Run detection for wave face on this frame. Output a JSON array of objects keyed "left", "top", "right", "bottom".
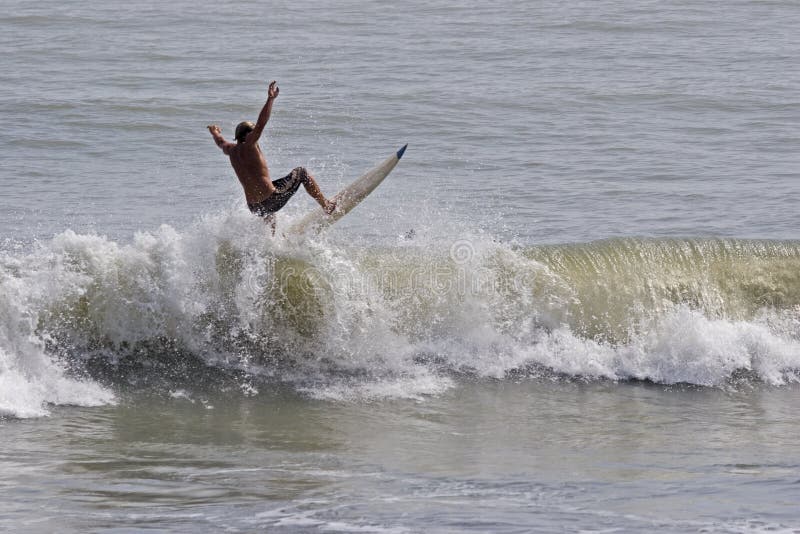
[{"left": 2, "top": 210, "right": 800, "bottom": 417}]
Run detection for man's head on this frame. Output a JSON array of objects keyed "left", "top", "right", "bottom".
[{"left": 235, "top": 121, "right": 255, "bottom": 143}]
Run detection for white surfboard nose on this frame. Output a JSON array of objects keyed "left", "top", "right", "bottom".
[{"left": 287, "top": 146, "right": 408, "bottom": 236}]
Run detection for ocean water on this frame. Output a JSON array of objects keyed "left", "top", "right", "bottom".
[{"left": 2, "top": 0, "right": 800, "bottom": 532}]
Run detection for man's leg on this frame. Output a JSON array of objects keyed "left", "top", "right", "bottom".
[{"left": 293, "top": 167, "right": 336, "bottom": 214}]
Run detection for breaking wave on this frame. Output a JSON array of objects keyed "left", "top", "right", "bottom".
[{"left": 2, "top": 207, "right": 800, "bottom": 417}]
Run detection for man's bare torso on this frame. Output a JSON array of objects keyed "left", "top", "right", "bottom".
[{"left": 228, "top": 143, "right": 273, "bottom": 205}]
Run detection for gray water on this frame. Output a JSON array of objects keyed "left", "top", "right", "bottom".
[
  {"left": 2, "top": 0, "right": 800, "bottom": 531},
  {"left": 2, "top": 385, "right": 800, "bottom": 533}
]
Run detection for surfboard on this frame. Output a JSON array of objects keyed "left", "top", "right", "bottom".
[{"left": 286, "top": 144, "right": 408, "bottom": 235}]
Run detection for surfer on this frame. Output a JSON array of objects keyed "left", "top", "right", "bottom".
[{"left": 207, "top": 81, "right": 336, "bottom": 231}]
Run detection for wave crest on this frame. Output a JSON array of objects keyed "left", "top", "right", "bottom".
[{"left": 2, "top": 211, "right": 800, "bottom": 417}]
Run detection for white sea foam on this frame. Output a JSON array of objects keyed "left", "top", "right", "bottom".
[
  {"left": 2, "top": 208, "right": 800, "bottom": 417},
  {"left": 0, "top": 248, "right": 115, "bottom": 418}
]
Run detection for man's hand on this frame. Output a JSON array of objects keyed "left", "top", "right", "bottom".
[
  {"left": 208, "top": 124, "right": 233, "bottom": 154},
  {"left": 268, "top": 81, "right": 279, "bottom": 99}
]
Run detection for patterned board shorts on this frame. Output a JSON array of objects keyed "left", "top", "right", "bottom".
[{"left": 247, "top": 167, "right": 306, "bottom": 217}]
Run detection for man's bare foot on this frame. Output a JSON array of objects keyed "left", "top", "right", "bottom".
[{"left": 324, "top": 199, "right": 337, "bottom": 215}]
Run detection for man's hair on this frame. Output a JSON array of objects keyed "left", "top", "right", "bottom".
[{"left": 235, "top": 121, "right": 255, "bottom": 143}]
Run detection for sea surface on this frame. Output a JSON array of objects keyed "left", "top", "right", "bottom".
[{"left": 2, "top": 0, "right": 800, "bottom": 532}]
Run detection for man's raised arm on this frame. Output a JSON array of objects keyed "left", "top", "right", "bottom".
[
  {"left": 207, "top": 124, "right": 234, "bottom": 155},
  {"left": 245, "top": 81, "right": 279, "bottom": 144}
]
